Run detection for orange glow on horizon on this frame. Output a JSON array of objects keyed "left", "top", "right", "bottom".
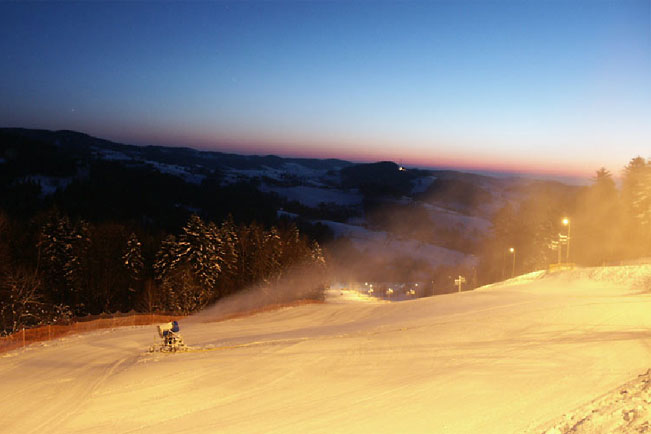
[{"left": 102, "top": 127, "right": 615, "bottom": 182}]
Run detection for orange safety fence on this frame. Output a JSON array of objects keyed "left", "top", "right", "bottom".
[
  {"left": 0, "top": 313, "right": 184, "bottom": 355},
  {"left": 1, "top": 299, "right": 324, "bottom": 355}
]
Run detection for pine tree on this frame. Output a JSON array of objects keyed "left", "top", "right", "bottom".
[
  {"left": 159, "top": 266, "right": 210, "bottom": 314},
  {"left": 153, "top": 215, "right": 224, "bottom": 313},
  {"left": 123, "top": 232, "right": 144, "bottom": 293},
  {"left": 575, "top": 167, "right": 622, "bottom": 264},
  {"left": 178, "top": 215, "right": 222, "bottom": 291},
  {"left": 632, "top": 162, "right": 651, "bottom": 234},
  {"left": 218, "top": 217, "right": 239, "bottom": 275},
  {"left": 594, "top": 167, "right": 617, "bottom": 193},
  {"left": 38, "top": 214, "right": 90, "bottom": 314},
  {"left": 310, "top": 240, "right": 326, "bottom": 268},
  {"left": 153, "top": 234, "right": 179, "bottom": 282},
  {"left": 261, "top": 226, "right": 282, "bottom": 284},
  {"left": 622, "top": 157, "right": 651, "bottom": 256},
  {"left": 214, "top": 217, "right": 239, "bottom": 298},
  {"left": 235, "top": 222, "right": 265, "bottom": 286}
]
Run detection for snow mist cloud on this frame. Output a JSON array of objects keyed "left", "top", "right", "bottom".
[{"left": 186, "top": 264, "right": 326, "bottom": 324}]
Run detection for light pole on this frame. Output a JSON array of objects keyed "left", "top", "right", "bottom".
[
  {"left": 562, "top": 218, "right": 571, "bottom": 262},
  {"left": 509, "top": 247, "right": 516, "bottom": 277}
]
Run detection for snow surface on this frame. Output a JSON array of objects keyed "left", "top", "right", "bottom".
[
  {"left": 281, "top": 163, "right": 330, "bottom": 179},
  {"left": 21, "top": 175, "right": 73, "bottom": 196},
  {"left": 542, "top": 368, "right": 651, "bottom": 433},
  {"left": 411, "top": 175, "right": 437, "bottom": 194},
  {"left": 2, "top": 265, "right": 650, "bottom": 433},
  {"left": 93, "top": 147, "right": 133, "bottom": 161},
  {"left": 144, "top": 160, "right": 205, "bottom": 184},
  {"left": 261, "top": 185, "right": 363, "bottom": 208},
  {"left": 223, "top": 164, "right": 328, "bottom": 187}
]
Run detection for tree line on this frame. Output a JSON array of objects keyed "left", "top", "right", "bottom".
[
  {"left": 0, "top": 211, "right": 326, "bottom": 335},
  {"left": 478, "top": 157, "right": 651, "bottom": 283}
]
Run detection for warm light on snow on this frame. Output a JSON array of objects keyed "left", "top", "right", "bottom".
[{"left": 1, "top": 265, "right": 650, "bottom": 433}]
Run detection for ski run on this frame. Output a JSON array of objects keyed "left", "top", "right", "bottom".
[{"left": 1, "top": 264, "right": 650, "bottom": 433}]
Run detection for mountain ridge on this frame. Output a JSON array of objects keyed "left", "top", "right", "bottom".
[{"left": 0, "top": 127, "right": 582, "bottom": 283}]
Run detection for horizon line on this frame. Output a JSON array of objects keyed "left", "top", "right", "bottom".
[{"left": 2, "top": 125, "right": 596, "bottom": 185}]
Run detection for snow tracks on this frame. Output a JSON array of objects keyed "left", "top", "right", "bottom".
[{"left": 541, "top": 369, "right": 651, "bottom": 434}]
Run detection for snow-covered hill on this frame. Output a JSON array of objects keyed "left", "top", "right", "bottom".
[
  {"left": 2, "top": 265, "right": 649, "bottom": 433},
  {"left": 3, "top": 127, "right": 557, "bottom": 276}
]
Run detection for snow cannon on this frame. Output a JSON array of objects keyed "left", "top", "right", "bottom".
[
  {"left": 157, "top": 321, "right": 180, "bottom": 338},
  {"left": 151, "top": 320, "right": 186, "bottom": 352}
]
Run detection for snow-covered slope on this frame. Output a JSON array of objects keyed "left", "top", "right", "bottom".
[
  {"left": 261, "top": 185, "right": 363, "bottom": 208},
  {"left": 2, "top": 265, "right": 649, "bottom": 433}
]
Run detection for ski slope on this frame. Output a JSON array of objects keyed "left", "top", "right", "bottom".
[{"left": 1, "top": 265, "right": 650, "bottom": 433}]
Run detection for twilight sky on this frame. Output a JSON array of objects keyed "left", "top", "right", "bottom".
[{"left": 1, "top": 1, "right": 649, "bottom": 180}]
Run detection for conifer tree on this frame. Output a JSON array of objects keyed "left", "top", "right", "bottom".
[
  {"left": 153, "top": 234, "right": 179, "bottom": 282},
  {"left": 153, "top": 215, "right": 224, "bottom": 313},
  {"left": 123, "top": 232, "right": 144, "bottom": 294},
  {"left": 632, "top": 162, "right": 651, "bottom": 237},
  {"left": 575, "top": 168, "right": 621, "bottom": 264},
  {"left": 218, "top": 218, "right": 239, "bottom": 275},
  {"left": 622, "top": 157, "right": 651, "bottom": 256},
  {"left": 213, "top": 217, "right": 239, "bottom": 298},
  {"left": 180, "top": 215, "right": 222, "bottom": 291},
  {"left": 310, "top": 240, "right": 326, "bottom": 268},
  {"left": 261, "top": 227, "right": 282, "bottom": 284},
  {"left": 38, "top": 214, "right": 90, "bottom": 314}
]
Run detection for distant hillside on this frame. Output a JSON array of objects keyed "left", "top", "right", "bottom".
[{"left": 0, "top": 127, "right": 581, "bottom": 283}]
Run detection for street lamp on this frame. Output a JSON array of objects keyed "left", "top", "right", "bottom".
[
  {"left": 562, "top": 218, "right": 571, "bottom": 262},
  {"left": 509, "top": 247, "right": 516, "bottom": 277}
]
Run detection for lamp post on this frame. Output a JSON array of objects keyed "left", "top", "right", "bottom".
[
  {"left": 509, "top": 247, "right": 516, "bottom": 277},
  {"left": 562, "top": 218, "right": 571, "bottom": 262}
]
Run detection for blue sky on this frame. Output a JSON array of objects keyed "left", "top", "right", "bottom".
[{"left": 1, "top": 1, "right": 649, "bottom": 179}]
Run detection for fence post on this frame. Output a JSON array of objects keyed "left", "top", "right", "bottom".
[
  {"left": 48, "top": 325, "right": 51, "bottom": 340},
  {"left": 22, "top": 328, "right": 25, "bottom": 347}
]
